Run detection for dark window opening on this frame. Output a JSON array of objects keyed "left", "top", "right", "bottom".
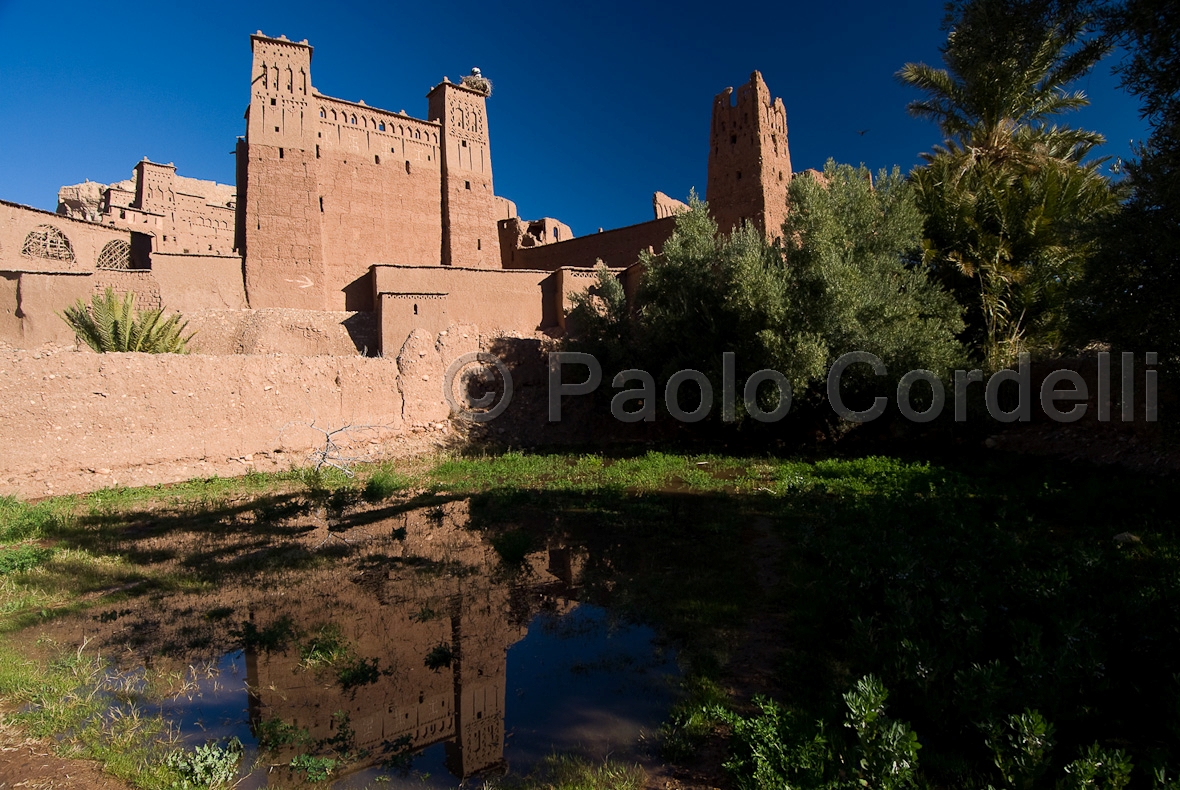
[
  {"left": 477, "top": 238, "right": 481, "bottom": 250},
  {"left": 554, "top": 227, "right": 560, "bottom": 241},
  {"left": 413, "top": 303, "right": 418, "bottom": 315},
  {"left": 461, "top": 140, "right": 467, "bottom": 147},
  {"left": 465, "top": 181, "right": 471, "bottom": 190},
  {"left": 730, "top": 134, "right": 737, "bottom": 144},
  {"left": 319, "top": 196, "right": 324, "bottom": 212},
  {"left": 736, "top": 171, "right": 742, "bottom": 180},
  {"left": 270, "top": 98, "right": 276, "bottom": 106},
  {"left": 315, "top": 145, "right": 320, "bottom": 158},
  {"left": 274, "top": 126, "right": 280, "bottom": 132},
  {"left": 279, "top": 148, "right": 284, "bottom": 159},
  {"left": 405, "top": 161, "right": 411, "bottom": 174},
  {"left": 375, "top": 155, "right": 380, "bottom": 164}
]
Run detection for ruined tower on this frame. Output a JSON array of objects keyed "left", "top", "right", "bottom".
[
  {"left": 429, "top": 79, "right": 503, "bottom": 269},
  {"left": 705, "top": 72, "right": 792, "bottom": 243},
  {"left": 241, "top": 34, "right": 326, "bottom": 310}
]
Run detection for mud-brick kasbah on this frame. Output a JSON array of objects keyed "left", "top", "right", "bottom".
[{"left": 0, "top": 32, "right": 798, "bottom": 497}]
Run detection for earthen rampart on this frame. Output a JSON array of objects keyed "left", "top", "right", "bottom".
[
  {"left": 501, "top": 216, "right": 677, "bottom": 272},
  {"left": 373, "top": 265, "right": 563, "bottom": 355},
  {"left": 0, "top": 350, "right": 405, "bottom": 498}
]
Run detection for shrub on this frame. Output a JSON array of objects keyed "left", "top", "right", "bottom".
[
  {"left": 163, "top": 737, "right": 243, "bottom": 788},
  {"left": 60, "top": 287, "right": 194, "bottom": 353},
  {"left": 563, "top": 175, "right": 964, "bottom": 428}
]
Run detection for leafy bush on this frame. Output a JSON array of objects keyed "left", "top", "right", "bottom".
[
  {"left": 163, "top": 737, "right": 243, "bottom": 788},
  {"left": 60, "top": 287, "right": 194, "bottom": 353},
  {"left": 563, "top": 175, "right": 964, "bottom": 428},
  {"left": 0, "top": 544, "right": 54, "bottom": 575},
  {"left": 253, "top": 716, "right": 311, "bottom": 752},
  {"left": 723, "top": 676, "right": 920, "bottom": 790},
  {"left": 289, "top": 753, "right": 337, "bottom": 782}
]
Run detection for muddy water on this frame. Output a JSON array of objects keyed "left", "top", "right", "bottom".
[{"left": 83, "top": 497, "right": 679, "bottom": 787}]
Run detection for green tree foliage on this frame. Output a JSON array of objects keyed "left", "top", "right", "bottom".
[
  {"left": 59, "top": 287, "right": 194, "bottom": 353},
  {"left": 1077, "top": 0, "right": 1180, "bottom": 360},
  {"left": 899, "top": 0, "right": 1120, "bottom": 369},
  {"left": 564, "top": 171, "right": 963, "bottom": 426}
]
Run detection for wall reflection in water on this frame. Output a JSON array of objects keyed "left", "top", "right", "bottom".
[{"left": 243, "top": 499, "right": 587, "bottom": 783}]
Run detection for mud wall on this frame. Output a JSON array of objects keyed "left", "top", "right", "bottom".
[
  {"left": 374, "top": 265, "right": 561, "bottom": 355},
  {"left": 151, "top": 253, "right": 247, "bottom": 311},
  {"left": 502, "top": 216, "right": 676, "bottom": 272},
  {"left": 0, "top": 351, "right": 405, "bottom": 497}
]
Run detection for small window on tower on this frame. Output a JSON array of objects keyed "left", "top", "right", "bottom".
[
  {"left": 413, "top": 303, "right": 418, "bottom": 315},
  {"left": 477, "top": 238, "right": 481, "bottom": 250},
  {"left": 375, "top": 155, "right": 380, "bottom": 164},
  {"left": 461, "top": 140, "right": 467, "bottom": 148},
  {"left": 319, "top": 196, "right": 324, "bottom": 212},
  {"left": 279, "top": 148, "right": 284, "bottom": 159},
  {"left": 274, "top": 126, "right": 280, "bottom": 132},
  {"left": 270, "top": 98, "right": 276, "bottom": 106},
  {"left": 736, "top": 171, "right": 742, "bottom": 180},
  {"left": 730, "top": 134, "right": 737, "bottom": 144},
  {"left": 465, "top": 181, "right": 471, "bottom": 190},
  {"left": 405, "top": 161, "right": 411, "bottom": 174},
  {"left": 316, "top": 145, "right": 320, "bottom": 158}
]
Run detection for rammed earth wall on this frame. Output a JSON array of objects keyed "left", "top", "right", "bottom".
[{"left": 0, "top": 350, "right": 406, "bottom": 497}]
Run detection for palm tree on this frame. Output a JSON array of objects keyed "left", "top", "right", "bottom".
[
  {"left": 898, "top": 0, "right": 1118, "bottom": 369},
  {"left": 60, "top": 288, "right": 194, "bottom": 353}
]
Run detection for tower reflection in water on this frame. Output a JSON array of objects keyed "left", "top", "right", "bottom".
[{"left": 243, "top": 499, "right": 586, "bottom": 782}]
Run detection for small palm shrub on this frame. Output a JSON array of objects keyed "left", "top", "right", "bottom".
[{"left": 60, "top": 287, "right": 194, "bottom": 353}]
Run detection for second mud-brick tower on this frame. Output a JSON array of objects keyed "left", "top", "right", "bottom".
[{"left": 706, "top": 71, "right": 793, "bottom": 244}]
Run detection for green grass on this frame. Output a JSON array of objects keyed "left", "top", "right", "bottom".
[
  {"left": 0, "top": 448, "right": 1178, "bottom": 789},
  {"left": 495, "top": 754, "right": 646, "bottom": 790},
  {"left": 0, "top": 639, "right": 197, "bottom": 789}
]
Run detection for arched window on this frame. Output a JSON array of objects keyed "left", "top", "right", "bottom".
[
  {"left": 96, "top": 240, "right": 131, "bottom": 270},
  {"left": 378, "top": 121, "right": 385, "bottom": 131},
  {"left": 21, "top": 225, "right": 74, "bottom": 263},
  {"left": 320, "top": 107, "right": 326, "bottom": 118},
  {"left": 350, "top": 114, "right": 357, "bottom": 124}
]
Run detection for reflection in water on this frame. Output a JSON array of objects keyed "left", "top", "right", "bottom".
[{"left": 232, "top": 499, "right": 674, "bottom": 786}]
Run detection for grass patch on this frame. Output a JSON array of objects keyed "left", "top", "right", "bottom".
[
  {"left": 363, "top": 466, "right": 411, "bottom": 502},
  {"left": 496, "top": 754, "right": 646, "bottom": 790},
  {"left": 0, "top": 639, "right": 195, "bottom": 789},
  {"left": 0, "top": 542, "right": 54, "bottom": 575}
]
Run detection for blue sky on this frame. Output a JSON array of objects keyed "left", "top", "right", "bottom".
[{"left": 0, "top": 0, "right": 1150, "bottom": 237}]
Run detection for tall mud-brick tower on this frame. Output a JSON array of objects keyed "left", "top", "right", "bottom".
[
  {"left": 706, "top": 72, "right": 792, "bottom": 244},
  {"left": 428, "top": 79, "right": 502, "bottom": 268},
  {"left": 241, "top": 33, "right": 325, "bottom": 309}
]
